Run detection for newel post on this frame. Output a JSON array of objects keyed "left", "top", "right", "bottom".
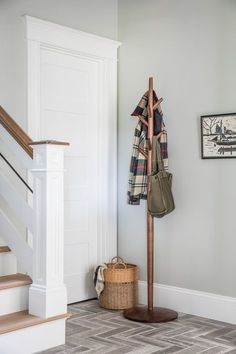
[{"left": 29, "top": 140, "right": 69, "bottom": 318}]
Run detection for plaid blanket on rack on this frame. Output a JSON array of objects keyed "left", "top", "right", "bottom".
[{"left": 127, "top": 91, "right": 168, "bottom": 205}]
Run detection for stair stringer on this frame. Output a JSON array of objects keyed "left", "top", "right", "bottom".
[{"left": 0, "top": 209, "right": 33, "bottom": 276}]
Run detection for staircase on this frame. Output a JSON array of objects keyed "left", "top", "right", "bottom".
[{"left": 0, "top": 107, "right": 69, "bottom": 354}]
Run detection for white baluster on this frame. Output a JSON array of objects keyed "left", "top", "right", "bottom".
[{"left": 29, "top": 141, "right": 69, "bottom": 318}]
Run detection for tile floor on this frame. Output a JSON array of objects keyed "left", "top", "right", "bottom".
[{"left": 39, "top": 300, "right": 236, "bottom": 354}]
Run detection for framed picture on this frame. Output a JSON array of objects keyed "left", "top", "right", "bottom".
[{"left": 201, "top": 113, "right": 236, "bottom": 159}]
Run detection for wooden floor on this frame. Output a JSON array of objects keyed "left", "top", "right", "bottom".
[{"left": 38, "top": 300, "right": 236, "bottom": 354}]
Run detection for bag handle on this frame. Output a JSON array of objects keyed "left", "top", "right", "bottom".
[{"left": 152, "top": 135, "right": 164, "bottom": 174}]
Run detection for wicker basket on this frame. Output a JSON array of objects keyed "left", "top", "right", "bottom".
[{"left": 99, "top": 257, "right": 138, "bottom": 310}]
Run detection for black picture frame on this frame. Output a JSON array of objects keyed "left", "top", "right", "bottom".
[{"left": 201, "top": 113, "right": 236, "bottom": 159}]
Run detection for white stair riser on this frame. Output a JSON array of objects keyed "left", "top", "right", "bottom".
[
  {"left": 0, "top": 286, "right": 29, "bottom": 316},
  {"left": 0, "top": 252, "right": 17, "bottom": 276},
  {"left": 0, "top": 318, "right": 66, "bottom": 354}
]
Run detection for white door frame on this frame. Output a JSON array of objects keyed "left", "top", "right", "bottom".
[{"left": 26, "top": 16, "right": 120, "bottom": 266}]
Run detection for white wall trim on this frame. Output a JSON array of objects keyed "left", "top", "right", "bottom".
[
  {"left": 139, "top": 281, "right": 236, "bottom": 325},
  {"left": 25, "top": 16, "right": 121, "bottom": 60}
]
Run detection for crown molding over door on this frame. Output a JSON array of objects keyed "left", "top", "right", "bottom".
[{"left": 25, "top": 15, "right": 121, "bottom": 303}]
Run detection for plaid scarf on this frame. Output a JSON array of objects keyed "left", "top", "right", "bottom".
[{"left": 127, "top": 91, "right": 168, "bottom": 205}]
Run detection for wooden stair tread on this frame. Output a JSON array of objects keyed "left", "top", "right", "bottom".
[
  {"left": 0, "top": 273, "right": 32, "bottom": 290},
  {"left": 0, "top": 310, "right": 69, "bottom": 335},
  {"left": 0, "top": 246, "right": 11, "bottom": 253}
]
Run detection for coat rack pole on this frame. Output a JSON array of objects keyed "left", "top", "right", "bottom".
[
  {"left": 147, "top": 77, "right": 154, "bottom": 311},
  {"left": 124, "top": 77, "right": 178, "bottom": 322}
]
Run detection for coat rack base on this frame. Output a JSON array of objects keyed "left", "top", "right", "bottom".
[{"left": 123, "top": 306, "right": 178, "bottom": 323}]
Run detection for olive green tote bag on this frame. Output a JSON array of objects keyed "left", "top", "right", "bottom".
[{"left": 148, "top": 136, "right": 175, "bottom": 218}]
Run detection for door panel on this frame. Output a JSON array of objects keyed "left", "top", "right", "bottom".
[{"left": 40, "top": 49, "right": 98, "bottom": 303}]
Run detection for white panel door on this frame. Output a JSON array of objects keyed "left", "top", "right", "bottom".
[{"left": 40, "top": 49, "right": 98, "bottom": 303}]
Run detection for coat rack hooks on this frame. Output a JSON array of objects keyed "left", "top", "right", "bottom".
[{"left": 123, "top": 77, "right": 178, "bottom": 322}]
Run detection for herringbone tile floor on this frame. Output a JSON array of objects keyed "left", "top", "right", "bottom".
[{"left": 39, "top": 300, "right": 236, "bottom": 354}]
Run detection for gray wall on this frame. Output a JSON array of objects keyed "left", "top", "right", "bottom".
[
  {"left": 0, "top": 0, "right": 118, "bottom": 128},
  {"left": 118, "top": 0, "right": 236, "bottom": 297}
]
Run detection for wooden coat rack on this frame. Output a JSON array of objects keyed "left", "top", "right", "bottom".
[{"left": 124, "top": 77, "right": 178, "bottom": 322}]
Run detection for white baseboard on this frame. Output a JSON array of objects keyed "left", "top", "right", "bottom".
[{"left": 138, "top": 281, "right": 236, "bottom": 325}]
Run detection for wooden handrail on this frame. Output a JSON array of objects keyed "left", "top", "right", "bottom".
[
  {"left": 29, "top": 140, "right": 69, "bottom": 146},
  {"left": 0, "top": 106, "right": 33, "bottom": 158}
]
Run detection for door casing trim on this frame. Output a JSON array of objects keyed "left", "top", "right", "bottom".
[{"left": 26, "top": 16, "right": 120, "bottom": 291}]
